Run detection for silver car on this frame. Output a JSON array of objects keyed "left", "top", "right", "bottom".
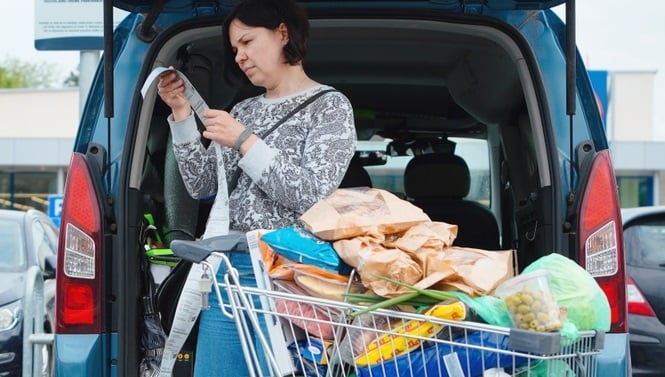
[{"left": 0, "top": 209, "right": 58, "bottom": 377}]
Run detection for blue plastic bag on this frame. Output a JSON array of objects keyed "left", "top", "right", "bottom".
[
  {"left": 261, "top": 224, "right": 351, "bottom": 273},
  {"left": 356, "top": 330, "right": 528, "bottom": 377}
]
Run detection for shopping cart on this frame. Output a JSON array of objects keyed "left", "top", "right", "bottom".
[{"left": 170, "top": 234, "right": 605, "bottom": 377}]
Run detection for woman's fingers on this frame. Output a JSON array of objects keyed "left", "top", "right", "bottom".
[
  {"left": 157, "top": 73, "right": 189, "bottom": 111},
  {"left": 202, "top": 110, "right": 229, "bottom": 128},
  {"left": 157, "top": 72, "right": 184, "bottom": 95},
  {"left": 202, "top": 111, "right": 245, "bottom": 148},
  {"left": 155, "top": 74, "right": 192, "bottom": 121}
]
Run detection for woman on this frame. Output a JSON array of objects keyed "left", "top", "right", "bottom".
[{"left": 157, "top": 0, "right": 356, "bottom": 375}]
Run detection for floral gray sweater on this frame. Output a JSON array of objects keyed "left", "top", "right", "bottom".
[{"left": 168, "top": 85, "right": 356, "bottom": 235}]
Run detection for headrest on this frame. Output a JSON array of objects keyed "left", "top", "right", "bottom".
[{"left": 404, "top": 154, "right": 470, "bottom": 200}]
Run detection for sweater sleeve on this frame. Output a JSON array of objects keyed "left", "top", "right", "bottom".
[
  {"left": 167, "top": 113, "right": 218, "bottom": 199},
  {"left": 238, "top": 90, "right": 357, "bottom": 213}
]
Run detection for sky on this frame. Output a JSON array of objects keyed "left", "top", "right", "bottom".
[{"left": 1, "top": 1, "right": 664, "bottom": 139}]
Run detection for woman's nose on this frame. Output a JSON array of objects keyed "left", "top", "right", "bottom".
[{"left": 235, "top": 49, "right": 246, "bottom": 64}]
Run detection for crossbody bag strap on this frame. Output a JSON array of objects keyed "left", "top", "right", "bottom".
[{"left": 227, "top": 88, "right": 337, "bottom": 194}]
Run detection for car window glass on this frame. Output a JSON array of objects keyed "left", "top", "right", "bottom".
[
  {"left": 32, "top": 219, "right": 57, "bottom": 270},
  {"left": 360, "top": 137, "right": 490, "bottom": 207},
  {"left": 624, "top": 219, "right": 665, "bottom": 266},
  {"left": 0, "top": 219, "right": 25, "bottom": 268},
  {"left": 451, "top": 137, "right": 490, "bottom": 206},
  {"left": 43, "top": 220, "right": 59, "bottom": 247}
]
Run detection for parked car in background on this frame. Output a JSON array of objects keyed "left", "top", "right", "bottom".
[
  {"left": 622, "top": 206, "right": 665, "bottom": 376},
  {"left": 0, "top": 209, "right": 58, "bottom": 377}
]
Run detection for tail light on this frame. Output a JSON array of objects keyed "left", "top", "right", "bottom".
[
  {"left": 578, "top": 150, "right": 628, "bottom": 333},
  {"left": 55, "top": 152, "right": 104, "bottom": 334},
  {"left": 626, "top": 276, "right": 656, "bottom": 317}
]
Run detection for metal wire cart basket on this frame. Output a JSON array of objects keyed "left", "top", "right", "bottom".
[{"left": 170, "top": 234, "right": 605, "bottom": 377}]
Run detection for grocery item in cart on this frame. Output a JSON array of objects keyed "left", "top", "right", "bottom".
[
  {"left": 495, "top": 270, "right": 564, "bottom": 332},
  {"left": 483, "top": 367, "right": 511, "bottom": 377},
  {"left": 385, "top": 220, "right": 458, "bottom": 252},
  {"left": 287, "top": 338, "right": 331, "bottom": 377},
  {"left": 418, "top": 246, "right": 514, "bottom": 296},
  {"left": 272, "top": 280, "right": 342, "bottom": 340},
  {"left": 293, "top": 269, "right": 365, "bottom": 301},
  {"left": 355, "top": 329, "right": 529, "bottom": 377},
  {"left": 335, "top": 232, "right": 514, "bottom": 297},
  {"left": 522, "top": 253, "right": 611, "bottom": 333},
  {"left": 300, "top": 187, "right": 430, "bottom": 241},
  {"left": 260, "top": 224, "right": 351, "bottom": 273},
  {"left": 274, "top": 297, "right": 337, "bottom": 340},
  {"left": 255, "top": 229, "right": 351, "bottom": 282},
  {"left": 349, "top": 301, "right": 467, "bottom": 366},
  {"left": 355, "top": 245, "right": 425, "bottom": 296}
]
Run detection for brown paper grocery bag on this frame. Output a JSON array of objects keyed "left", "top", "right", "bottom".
[
  {"left": 300, "top": 187, "right": 430, "bottom": 241},
  {"left": 424, "top": 247, "right": 515, "bottom": 296},
  {"left": 334, "top": 237, "right": 423, "bottom": 297},
  {"left": 334, "top": 223, "right": 513, "bottom": 297},
  {"left": 385, "top": 221, "right": 458, "bottom": 253}
]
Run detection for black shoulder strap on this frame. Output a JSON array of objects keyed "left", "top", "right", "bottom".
[
  {"left": 257, "top": 89, "right": 337, "bottom": 139},
  {"left": 228, "top": 88, "right": 338, "bottom": 194}
]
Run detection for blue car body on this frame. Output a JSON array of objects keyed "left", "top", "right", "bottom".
[{"left": 53, "top": 1, "right": 631, "bottom": 376}]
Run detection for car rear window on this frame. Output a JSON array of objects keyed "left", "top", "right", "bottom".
[
  {"left": 360, "top": 137, "right": 490, "bottom": 207},
  {"left": 624, "top": 217, "right": 665, "bottom": 266}
]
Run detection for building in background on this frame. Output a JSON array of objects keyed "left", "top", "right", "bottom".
[
  {"left": 0, "top": 71, "right": 663, "bottom": 222},
  {"left": 594, "top": 70, "right": 665, "bottom": 207},
  {"left": 0, "top": 88, "right": 77, "bottom": 224}
]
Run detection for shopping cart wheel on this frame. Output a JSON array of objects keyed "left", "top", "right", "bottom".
[{"left": 170, "top": 234, "right": 249, "bottom": 263}]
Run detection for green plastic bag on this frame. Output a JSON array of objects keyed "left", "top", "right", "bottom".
[
  {"left": 522, "top": 253, "right": 611, "bottom": 333},
  {"left": 456, "top": 292, "right": 513, "bottom": 328}
]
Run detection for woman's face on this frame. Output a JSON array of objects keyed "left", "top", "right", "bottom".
[{"left": 228, "top": 18, "right": 288, "bottom": 88}]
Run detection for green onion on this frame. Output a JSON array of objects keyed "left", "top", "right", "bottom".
[
  {"left": 344, "top": 293, "right": 441, "bottom": 307},
  {"left": 375, "top": 275, "right": 461, "bottom": 302},
  {"left": 345, "top": 275, "right": 462, "bottom": 318},
  {"left": 347, "top": 291, "right": 421, "bottom": 318}
]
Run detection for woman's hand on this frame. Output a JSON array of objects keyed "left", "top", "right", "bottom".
[
  {"left": 202, "top": 109, "right": 257, "bottom": 153},
  {"left": 157, "top": 69, "right": 191, "bottom": 121}
]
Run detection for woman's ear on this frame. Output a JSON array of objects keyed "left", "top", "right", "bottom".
[{"left": 278, "top": 22, "right": 289, "bottom": 45}]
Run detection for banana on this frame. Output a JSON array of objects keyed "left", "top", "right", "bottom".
[{"left": 354, "top": 301, "right": 466, "bottom": 366}]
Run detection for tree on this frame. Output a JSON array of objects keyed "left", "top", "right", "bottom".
[
  {"left": 0, "top": 56, "right": 60, "bottom": 88},
  {"left": 63, "top": 70, "right": 79, "bottom": 87}
]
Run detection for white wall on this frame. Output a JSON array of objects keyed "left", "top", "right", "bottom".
[
  {"left": 610, "top": 71, "right": 655, "bottom": 141},
  {"left": 0, "top": 88, "right": 79, "bottom": 138},
  {"left": 0, "top": 88, "right": 78, "bottom": 167}
]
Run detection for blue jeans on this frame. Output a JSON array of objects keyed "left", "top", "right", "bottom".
[{"left": 193, "top": 251, "right": 268, "bottom": 377}]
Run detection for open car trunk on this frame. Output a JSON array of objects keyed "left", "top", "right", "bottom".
[{"left": 135, "top": 12, "right": 560, "bottom": 258}]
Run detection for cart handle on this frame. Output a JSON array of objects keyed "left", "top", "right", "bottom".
[{"left": 170, "top": 234, "right": 249, "bottom": 263}]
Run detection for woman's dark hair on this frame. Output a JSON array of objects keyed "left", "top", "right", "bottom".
[{"left": 222, "top": 0, "right": 310, "bottom": 84}]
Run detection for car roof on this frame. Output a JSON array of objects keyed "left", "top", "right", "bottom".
[
  {"left": 0, "top": 208, "right": 55, "bottom": 226},
  {"left": 0, "top": 208, "right": 27, "bottom": 221},
  {"left": 620, "top": 206, "right": 665, "bottom": 225},
  {"left": 113, "top": 0, "right": 565, "bottom": 14}
]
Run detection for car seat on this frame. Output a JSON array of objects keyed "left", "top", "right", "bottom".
[
  {"left": 404, "top": 153, "right": 500, "bottom": 250},
  {"left": 339, "top": 155, "right": 372, "bottom": 188}
]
